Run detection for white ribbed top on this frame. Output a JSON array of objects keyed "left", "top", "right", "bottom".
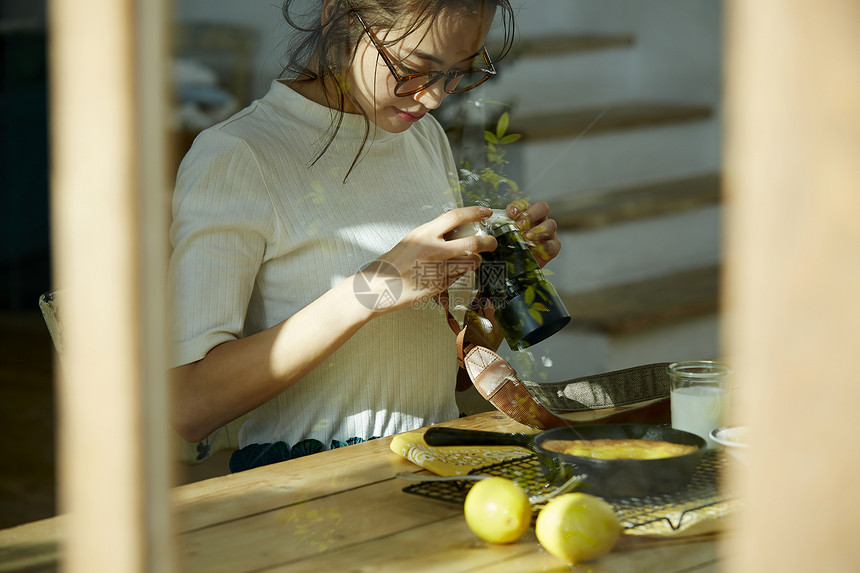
[{"left": 169, "top": 80, "right": 464, "bottom": 448}]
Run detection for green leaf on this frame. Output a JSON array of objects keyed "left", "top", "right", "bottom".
[
  {"left": 500, "top": 133, "right": 521, "bottom": 144},
  {"left": 532, "top": 302, "right": 548, "bottom": 312},
  {"left": 479, "top": 168, "right": 505, "bottom": 191},
  {"left": 484, "top": 130, "right": 499, "bottom": 144},
  {"left": 496, "top": 112, "right": 510, "bottom": 139},
  {"left": 524, "top": 286, "right": 535, "bottom": 305},
  {"left": 529, "top": 308, "right": 544, "bottom": 323}
]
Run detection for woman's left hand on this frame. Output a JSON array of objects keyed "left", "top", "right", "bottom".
[{"left": 505, "top": 199, "right": 561, "bottom": 268}]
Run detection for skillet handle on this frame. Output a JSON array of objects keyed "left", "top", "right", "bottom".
[{"left": 423, "top": 427, "right": 534, "bottom": 449}]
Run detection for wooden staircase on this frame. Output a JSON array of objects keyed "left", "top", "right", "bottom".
[
  {"left": 509, "top": 103, "right": 714, "bottom": 141},
  {"left": 561, "top": 265, "right": 720, "bottom": 336},
  {"left": 550, "top": 173, "right": 721, "bottom": 231},
  {"left": 489, "top": 33, "right": 635, "bottom": 60}
]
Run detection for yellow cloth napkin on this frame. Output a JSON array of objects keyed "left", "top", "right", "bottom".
[{"left": 390, "top": 432, "right": 531, "bottom": 476}]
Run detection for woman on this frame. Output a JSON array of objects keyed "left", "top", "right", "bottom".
[{"left": 169, "top": 0, "right": 561, "bottom": 470}]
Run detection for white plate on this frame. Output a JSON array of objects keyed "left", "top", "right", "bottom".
[{"left": 710, "top": 426, "right": 749, "bottom": 463}]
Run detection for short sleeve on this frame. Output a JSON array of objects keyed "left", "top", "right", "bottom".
[{"left": 168, "top": 128, "right": 276, "bottom": 367}]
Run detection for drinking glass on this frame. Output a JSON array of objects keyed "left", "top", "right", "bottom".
[{"left": 667, "top": 361, "right": 733, "bottom": 448}]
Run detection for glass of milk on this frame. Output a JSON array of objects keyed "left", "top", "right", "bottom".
[{"left": 667, "top": 361, "right": 733, "bottom": 448}]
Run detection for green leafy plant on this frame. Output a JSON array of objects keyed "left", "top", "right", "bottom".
[{"left": 458, "top": 110, "right": 523, "bottom": 208}]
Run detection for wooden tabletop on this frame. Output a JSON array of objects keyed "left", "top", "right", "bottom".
[{"left": 0, "top": 411, "right": 726, "bottom": 572}]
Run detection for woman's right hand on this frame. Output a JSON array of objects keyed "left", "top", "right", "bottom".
[{"left": 356, "top": 205, "right": 498, "bottom": 314}]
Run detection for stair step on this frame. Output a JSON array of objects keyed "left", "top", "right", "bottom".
[
  {"left": 551, "top": 173, "right": 722, "bottom": 231},
  {"left": 490, "top": 33, "right": 635, "bottom": 60},
  {"left": 561, "top": 265, "right": 720, "bottom": 336},
  {"left": 510, "top": 103, "right": 713, "bottom": 142}
]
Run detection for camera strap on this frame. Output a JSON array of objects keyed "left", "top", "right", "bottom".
[{"left": 437, "top": 290, "right": 671, "bottom": 429}]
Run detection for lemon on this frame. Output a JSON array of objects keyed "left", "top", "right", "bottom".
[
  {"left": 535, "top": 493, "right": 621, "bottom": 563},
  {"left": 463, "top": 477, "right": 532, "bottom": 543}
]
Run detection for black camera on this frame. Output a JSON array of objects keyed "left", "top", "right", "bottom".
[{"left": 474, "top": 210, "right": 571, "bottom": 350}]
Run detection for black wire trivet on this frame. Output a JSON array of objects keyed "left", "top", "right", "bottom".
[{"left": 402, "top": 449, "right": 734, "bottom": 532}]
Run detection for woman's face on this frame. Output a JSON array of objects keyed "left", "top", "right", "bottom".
[{"left": 346, "top": 6, "right": 495, "bottom": 133}]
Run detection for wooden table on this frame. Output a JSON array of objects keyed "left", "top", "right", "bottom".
[{"left": 0, "top": 412, "right": 726, "bottom": 572}]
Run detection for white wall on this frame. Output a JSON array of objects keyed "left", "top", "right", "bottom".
[
  {"left": 175, "top": 1, "right": 722, "bottom": 108},
  {"left": 175, "top": 0, "right": 293, "bottom": 100}
]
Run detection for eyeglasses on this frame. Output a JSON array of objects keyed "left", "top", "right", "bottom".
[{"left": 353, "top": 11, "right": 496, "bottom": 97}]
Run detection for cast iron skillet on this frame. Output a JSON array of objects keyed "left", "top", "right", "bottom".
[{"left": 423, "top": 424, "right": 707, "bottom": 497}]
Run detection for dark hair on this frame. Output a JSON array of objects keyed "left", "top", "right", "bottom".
[{"left": 279, "top": 0, "right": 516, "bottom": 180}]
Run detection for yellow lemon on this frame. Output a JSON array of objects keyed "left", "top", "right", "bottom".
[
  {"left": 463, "top": 477, "right": 532, "bottom": 543},
  {"left": 535, "top": 493, "right": 621, "bottom": 563}
]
